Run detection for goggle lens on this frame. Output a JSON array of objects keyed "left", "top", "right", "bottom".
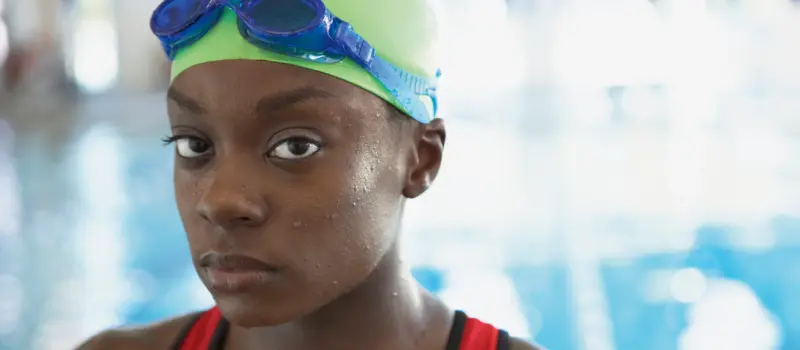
[
  {"left": 153, "top": 0, "right": 210, "bottom": 34},
  {"left": 245, "top": 0, "right": 320, "bottom": 34}
]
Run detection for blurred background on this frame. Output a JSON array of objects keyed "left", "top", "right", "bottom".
[{"left": 2, "top": 0, "right": 800, "bottom": 349}]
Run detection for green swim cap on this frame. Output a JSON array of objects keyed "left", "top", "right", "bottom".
[{"left": 171, "top": 0, "right": 440, "bottom": 120}]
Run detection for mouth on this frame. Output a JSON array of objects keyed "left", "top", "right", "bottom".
[{"left": 199, "top": 252, "right": 282, "bottom": 293}]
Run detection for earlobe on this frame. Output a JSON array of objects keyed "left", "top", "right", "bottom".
[{"left": 402, "top": 119, "right": 446, "bottom": 199}]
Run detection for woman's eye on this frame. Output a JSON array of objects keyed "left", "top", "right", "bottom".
[
  {"left": 269, "top": 137, "right": 320, "bottom": 160},
  {"left": 175, "top": 137, "right": 211, "bottom": 158}
]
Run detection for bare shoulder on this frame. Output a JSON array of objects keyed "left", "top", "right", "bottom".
[
  {"left": 509, "top": 336, "right": 544, "bottom": 350},
  {"left": 74, "top": 312, "right": 202, "bottom": 350}
]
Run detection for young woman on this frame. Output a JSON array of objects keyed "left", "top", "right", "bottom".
[{"left": 79, "top": 0, "right": 540, "bottom": 349}]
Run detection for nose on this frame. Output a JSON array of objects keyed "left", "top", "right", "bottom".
[{"left": 196, "top": 162, "right": 268, "bottom": 231}]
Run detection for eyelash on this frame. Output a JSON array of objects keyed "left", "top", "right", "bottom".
[{"left": 161, "top": 135, "right": 183, "bottom": 145}]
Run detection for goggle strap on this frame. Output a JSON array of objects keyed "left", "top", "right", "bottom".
[
  {"left": 334, "top": 22, "right": 437, "bottom": 121},
  {"left": 335, "top": 20, "right": 439, "bottom": 97},
  {"left": 335, "top": 21, "right": 374, "bottom": 66},
  {"left": 369, "top": 56, "right": 438, "bottom": 122},
  {"left": 396, "top": 66, "right": 440, "bottom": 117}
]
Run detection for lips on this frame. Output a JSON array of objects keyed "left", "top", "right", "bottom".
[
  {"left": 199, "top": 252, "right": 282, "bottom": 292},
  {"left": 200, "top": 253, "right": 280, "bottom": 271}
]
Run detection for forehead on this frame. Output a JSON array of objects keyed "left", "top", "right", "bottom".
[{"left": 169, "top": 59, "right": 388, "bottom": 121}]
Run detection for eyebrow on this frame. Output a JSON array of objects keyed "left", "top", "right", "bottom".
[
  {"left": 167, "top": 86, "right": 205, "bottom": 114},
  {"left": 167, "top": 85, "right": 337, "bottom": 116},
  {"left": 255, "top": 86, "right": 336, "bottom": 116}
]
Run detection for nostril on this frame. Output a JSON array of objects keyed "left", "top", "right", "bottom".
[{"left": 196, "top": 193, "right": 267, "bottom": 228}]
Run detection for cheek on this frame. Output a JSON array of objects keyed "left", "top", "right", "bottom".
[
  {"left": 174, "top": 169, "right": 196, "bottom": 212},
  {"left": 291, "top": 202, "right": 386, "bottom": 299},
  {"left": 291, "top": 150, "right": 400, "bottom": 289},
  {"left": 173, "top": 170, "right": 205, "bottom": 245}
]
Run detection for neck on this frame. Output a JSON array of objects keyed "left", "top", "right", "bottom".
[{"left": 232, "top": 242, "right": 448, "bottom": 350}]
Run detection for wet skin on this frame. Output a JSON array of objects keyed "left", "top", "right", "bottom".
[
  {"left": 76, "top": 59, "right": 540, "bottom": 350},
  {"left": 169, "top": 59, "right": 449, "bottom": 349}
]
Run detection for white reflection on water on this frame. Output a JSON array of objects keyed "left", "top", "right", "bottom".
[
  {"left": 0, "top": 274, "right": 22, "bottom": 339},
  {"left": 71, "top": 19, "right": 118, "bottom": 93},
  {"left": 0, "top": 119, "right": 22, "bottom": 347},
  {"left": 0, "top": 119, "right": 19, "bottom": 237},
  {"left": 679, "top": 278, "right": 781, "bottom": 350},
  {"left": 670, "top": 268, "right": 707, "bottom": 304},
  {"left": 71, "top": 124, "right": 128, "bottom": 344},
  {"left": 439, "top": 268, "right": 532, "bottom": 339}
]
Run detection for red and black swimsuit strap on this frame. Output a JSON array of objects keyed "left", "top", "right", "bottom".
[{"left": 174, "top": 308, "right": 509, "bottom": 350}]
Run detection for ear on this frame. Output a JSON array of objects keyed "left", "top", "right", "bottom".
[{"left": 402, "top": 118, "right": 446, "bottom": 199}]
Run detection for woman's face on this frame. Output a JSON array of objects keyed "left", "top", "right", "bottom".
[{"left": 167, "top": 60, "right": 443, "bottom": 327}]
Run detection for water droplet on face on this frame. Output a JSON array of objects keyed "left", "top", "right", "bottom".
[
  {"left": 315, "top": 263, "right": 321, "bottom": 268},
  {"left": 332, "top": 280, "right": 339, "bottom": 285},
  {"left": 293, "top": 221, "right": 302, "bottom": 228},
  {"left": 392, "top": 292, "right": 399, "bottom": 297}
]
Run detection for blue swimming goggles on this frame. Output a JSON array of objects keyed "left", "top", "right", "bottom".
[{"left": 150, "top": 0, "right": 440, "bottom": 123}]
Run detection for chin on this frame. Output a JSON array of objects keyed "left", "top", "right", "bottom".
[{"left": 215, "top": 295, "right": 301, "bottom": 328}]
